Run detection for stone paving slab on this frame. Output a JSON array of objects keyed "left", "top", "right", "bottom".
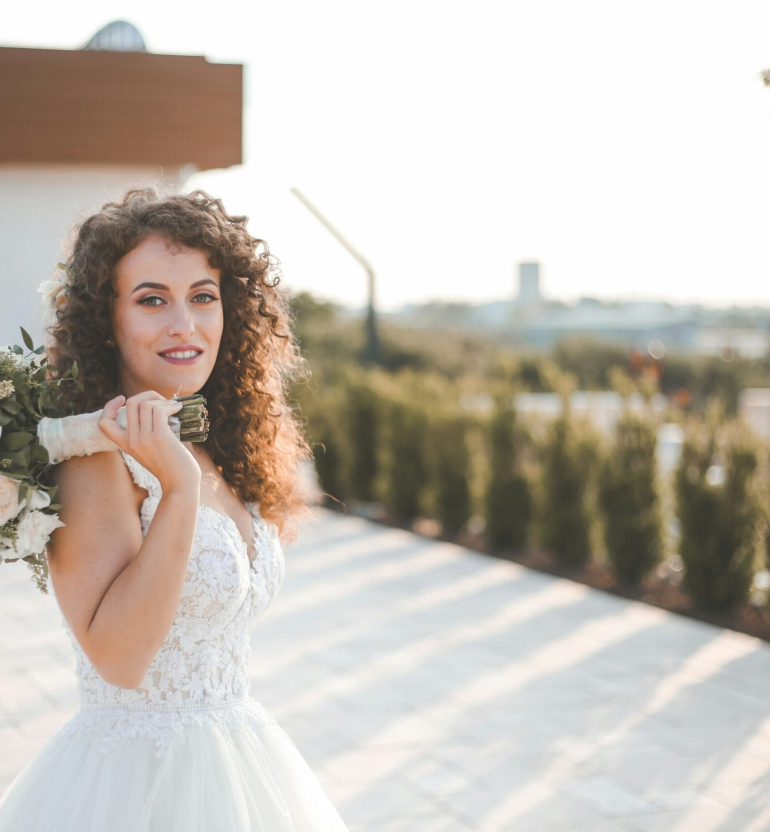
[{"left": 3, "top": 507, "right": 770, "bottom": 829}]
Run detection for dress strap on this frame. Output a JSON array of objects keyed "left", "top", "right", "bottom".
[{"left": 118, "top": 450, "right": 162, "bottom": 503}]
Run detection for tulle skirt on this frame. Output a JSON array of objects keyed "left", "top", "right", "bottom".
[{"left": 0, "top": 697, "right": 349, "bottom": 831}]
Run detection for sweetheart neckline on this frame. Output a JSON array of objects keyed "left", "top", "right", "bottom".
[
  {"left": 196, "top": 502, "right": 261, "bottom": 568},
  {"left": 119, "top": 450, "right": 263, "bottom": 570}
]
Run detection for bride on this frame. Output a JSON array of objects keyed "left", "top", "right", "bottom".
[{"left": 0, "top": 186, "right": 350, "bottom": 830}]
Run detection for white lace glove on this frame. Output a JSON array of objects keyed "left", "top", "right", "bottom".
[{"left": 37, "top": 408, "right": 182, "bottom": 463}]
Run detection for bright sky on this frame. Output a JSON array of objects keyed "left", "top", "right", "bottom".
[{"left": 6, "top": 2, "right": 770, "bottom": 312}]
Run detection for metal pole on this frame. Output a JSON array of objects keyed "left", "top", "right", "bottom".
[{"left": 290, "top": 187, "right": 379, "bottom": 365}]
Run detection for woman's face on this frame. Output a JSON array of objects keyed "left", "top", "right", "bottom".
[{"left": 111, "top": 233, "right": 224, "bottom": 401}]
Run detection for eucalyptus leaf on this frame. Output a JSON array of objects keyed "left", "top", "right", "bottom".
[
  {"left": 20, "top": 327, "right": 34, "bottom": 351},
  {"left": 0, "top": 449, "right": 27, "bottom": 466},
  {"left": 0, "top": 399, "right": 22, "bottom": 415},
  {"left": 3, "top": 431, "right": 34, "bottom": 451}
]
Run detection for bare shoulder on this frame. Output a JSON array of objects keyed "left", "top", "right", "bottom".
[
  {"left": 49, "top": 450, "right": 145, "bottom": 526},
  {"left": 46, "top": 451, "right": 145, "bottom": 635}
]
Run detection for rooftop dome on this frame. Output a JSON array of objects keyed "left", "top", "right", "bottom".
[{"left": 79, "top": 20, "right": 147, "bottom": 52}]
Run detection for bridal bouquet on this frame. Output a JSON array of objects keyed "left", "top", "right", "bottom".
[{"left": 0, "top": 327, "right": 209, "bottom": 592}]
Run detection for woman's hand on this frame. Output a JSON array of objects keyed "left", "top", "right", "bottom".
[{"left": 97, "top": 390, "right": 201, "bottom": 493}]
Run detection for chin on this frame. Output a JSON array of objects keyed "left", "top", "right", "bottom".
[{"left": 154, "top": 373, "right": 208, "bottom": 399}]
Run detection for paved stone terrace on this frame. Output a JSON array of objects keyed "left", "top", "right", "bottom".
[{"left": 3, "top": 507, "right": 770, "bottom": 830}]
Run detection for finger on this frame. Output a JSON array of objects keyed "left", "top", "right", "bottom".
[
  {"left": 97, "top": 395, "right": 126, "bottom": 442},
  {"left": 152, "top": 402, "right": 175, "bottom": 434},
  {"left": 125, "top": 393, "right": 141, "bottom": 447},
  {"left": 139, "top": 399, "right": 156, "bottom": 439},
  {"left": 101, "top": 395, "right": 125, "bottom": 420}
]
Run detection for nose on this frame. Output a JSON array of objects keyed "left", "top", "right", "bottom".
[{"left": 167, "top": 301, "right": 196, "bottom": 338}]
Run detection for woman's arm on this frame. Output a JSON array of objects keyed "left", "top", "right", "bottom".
[{"left": 47, "top": 449, "right": 199, "bottom": 689}]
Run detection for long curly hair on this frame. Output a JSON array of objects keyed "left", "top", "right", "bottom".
[{"left": 43, "top": 184, "right": 314, "bottom": 544}]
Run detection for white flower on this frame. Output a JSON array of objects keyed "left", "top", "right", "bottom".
[
  {"left": 0, "top": 347, "right": 23, "bottom": 369},
  {"left": 0, "top": 475, "right": 23, "bottom": 525},
  {"left": 15, "top": 509, "right": 65, "bottom": 557},
  {"left": 26, "top": 488, "right": 52, "bottom": 511},
  {"left": 21, "top": 354, "right": 43, "bottom": 369},
  {"left": 38, "top": 274, "right": 70, "bottom": 322}
]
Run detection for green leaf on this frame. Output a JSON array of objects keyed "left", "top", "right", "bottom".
[
  {"left": 20, "top": 327, "right": 34, "bottom": 351},
  {"left": 31, "top": 443, "right": 49, "bottom": 464},
  {"left": 74, "top": 378, "right": 84, "bottom": 392},
  {"left": 71, "top": 361, "right": 79, "bottom": 379},
  {"left": 34, "top": 345, "right": 45, "bottom": 355},
  {"left": 0, "top": 399, "right": 22, "bottom": 415},
  {"left": 3, "top": 431, "right": 34, "bottom": 451},
  {"left": 0, "top": 449, "right": 27, "bottom": 467}
]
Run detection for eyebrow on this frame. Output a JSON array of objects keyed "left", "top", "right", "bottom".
[{"left": 131, "top": 278, "right": 219, "bottom": 295}]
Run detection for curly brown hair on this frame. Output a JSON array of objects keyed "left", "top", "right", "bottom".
[{"left": 43, "top": 183, "right": 314, "bottom": 544}]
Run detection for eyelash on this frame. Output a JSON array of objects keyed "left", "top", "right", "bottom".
[{"left": 138, "top": 293, "right": 219, "bottom": 307}]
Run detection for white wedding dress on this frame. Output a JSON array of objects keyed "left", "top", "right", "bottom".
[{"left": 0, "top": 450, "right": 350, "bottom": 831}]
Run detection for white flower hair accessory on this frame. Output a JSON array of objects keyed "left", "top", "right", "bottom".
[{"left": 38, "top": 262, "right": 73, "bottom": 323}]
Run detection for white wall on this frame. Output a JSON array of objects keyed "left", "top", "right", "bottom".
[{"left": 0, "top": 164, "right": 194, "bottom": 349}]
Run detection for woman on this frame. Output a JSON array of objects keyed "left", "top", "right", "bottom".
[{"left": 0, "top": 185, "right": 350, "bottom": 830}]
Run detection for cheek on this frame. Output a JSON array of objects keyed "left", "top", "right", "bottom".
[
  {"left": 204, "top": 307, "right": 224, "bottom": 346},
  {"left": 115, "top": 311, "right": 162, "bottom": 356}
]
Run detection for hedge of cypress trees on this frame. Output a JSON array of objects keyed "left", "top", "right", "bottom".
[{"left": 302, "top": 365, "right": 770, "bottom": 618}]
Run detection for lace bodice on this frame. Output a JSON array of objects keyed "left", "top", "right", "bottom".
[{"left": 55, "top": 450, "right": 285, "bottom": 756}]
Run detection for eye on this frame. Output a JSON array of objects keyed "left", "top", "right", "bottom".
[
  {"left": 138, "top": 293, "right": 219, "bottom": 306},
  {"left": 138, "top": 295, "right": 163, "bottom": 306}
]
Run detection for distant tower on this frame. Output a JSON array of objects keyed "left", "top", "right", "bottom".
[{"left": 517, "top": 262, "right": 541, "bottom": 306}]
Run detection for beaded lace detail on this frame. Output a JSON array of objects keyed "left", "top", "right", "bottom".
[{"left": 56, "top": 451, "right": 285, "bottom": 756}]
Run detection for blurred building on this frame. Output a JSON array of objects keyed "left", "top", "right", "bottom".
[
  {"left": 516, "top": 391, "right": 685, "bottom": 480},
  {"left": 389, "top": 266, "right": 770, "bottom": 358},
  {"left": 513, "top": 390, "right": 669, "bottom": 433},
  {"left": 694, "top": 326, "right": 770, "bottom": 359},
  {"left": 0, "top": 21, "right": 243, "bottom": 346},
  {"left": 520, "top": 299, "right": 701, "bottom": 351}
]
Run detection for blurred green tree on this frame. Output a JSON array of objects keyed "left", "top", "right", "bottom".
[
  {"left": 484, "top": 395, "right": 533, "bottom": 552},
  {"left": 674, "top": 401, "right": 764, "bottom": 611}
]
